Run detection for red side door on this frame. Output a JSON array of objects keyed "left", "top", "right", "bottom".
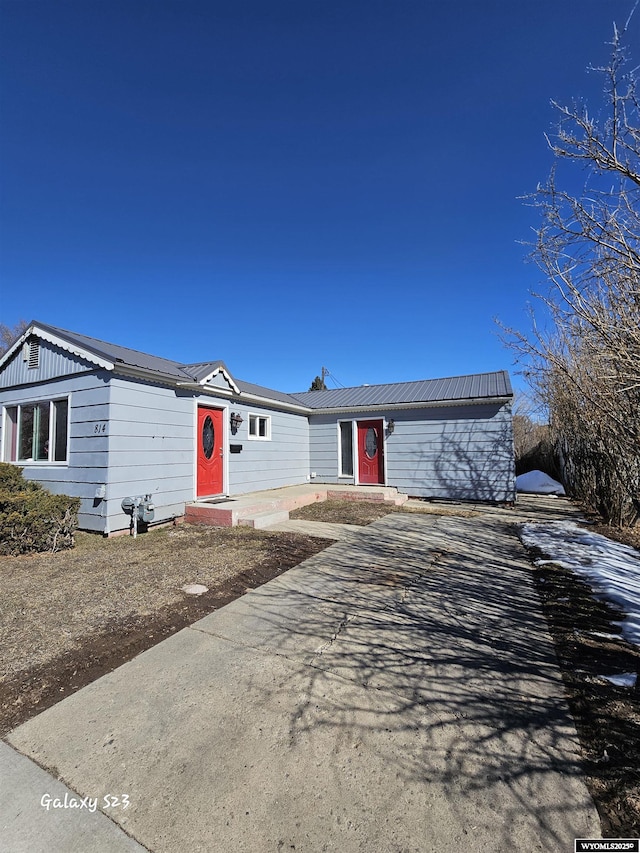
[
  {"left": 357, "top": 419, "right": 384, "bottom": 485},
  {"left": 197, "top": 407, "right": 224, "bottom": 497}
]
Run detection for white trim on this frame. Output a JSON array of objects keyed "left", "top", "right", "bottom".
[
  {"left": 198, "top": 366, "right": 240, "bottom": 395},
  {"left": 0, "top": 327, "right": 35, "bottom": 370},
  {"left": 177, "top": 382, "right": 234, "bottom": 397},
  {"left": 383, "top": 416, "right": 390, "bottom": 486},
  {"left": 247, "top": 412, "right": 271, "bottom": 441},
  {"left": 192, "top": 401, "right": 198, "bottom": 501},
  {"left": 1, "top": 393, "right": 71, "bottom": 465},
  {"left": 0, "top": 324, "right": 115, "bottom": 373},
  {"left": 223, "top": 403, "right": 230, "bottom": 500},
  {"left": 114, "top": 364, "right": 186, "bottom": 384},
  {"left": 336, "top": 418, "right": 355, "bottom": 479},
  {"left": 309, "top": 396, "right": 512, "bottom": 416},
  {"left": 0, "top": 406, "right": 10, "bottom": 463},
  {"left": 237, "top": 391, "right": 311, "bottom": 414}
]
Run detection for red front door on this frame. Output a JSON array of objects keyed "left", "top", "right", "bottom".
[
  {"left": 197, "top": 407, "right": 224, "bottom": 497},
  {"left": 357, "top": 420, "right": 384, "bottom": 484}
]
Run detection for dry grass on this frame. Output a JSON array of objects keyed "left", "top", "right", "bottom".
[
  {"left": 524, "top": 528, "right": 640, "bottom": 838},
  {"left": 1, "top": 525, "right": 271, "bottom": 676},
  {"left": 290, "top": 498, "right": 478, "bottom": 525},
  {"left": 4, "top": 496, "right": 639, "bottom": 837},
  {"left": 0, "top": 523, "right": 331, "bottom": 734}
]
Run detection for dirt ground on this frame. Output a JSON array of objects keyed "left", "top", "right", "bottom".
[
  {"left": 290, "top": 498, "right": 479, "bottom": 524},
  {"left": 530, "top": 554, "right": 640, "bottom": 838},
  {"left": 523, "top": 510, "right": 640, "bottom": 840},
  {"left": 0, "top": 524, "right": 331, "bottom": 736},
  {"left": 2, "top": 498, "right": 639, "bottom": 837}
]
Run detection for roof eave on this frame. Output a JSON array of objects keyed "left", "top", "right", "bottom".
[
  {"left": 235, "top": 390, "right": 312, "bottom": 414},
  {"left": 113, "top": 364, "right": 187, "bottom": 385},
  {"left": 175, "top": 381, "right": 234, "bottom": 397},
  {"left": 0, "top": 323, "right": 115, "bottom": 373},
  {"left": 307, "top": 395, "right": 513, "bottom": 415}
]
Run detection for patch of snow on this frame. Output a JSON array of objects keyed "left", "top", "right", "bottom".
[
  {"left": 535, "top": 558, "right": 576, "bottom": 570},
  {"left": 521, "top": 521, "right": 640, "bottom": 648},
  {"left": 181, "top": 584, "right": 209, "bottom": 596},
  {"left": 584, "top": 631, "right": 621, "bottom": 641},
  {"left": 516, "top": 470, "right": 565, "bottom": 495},
  {"left": 599, "top": 672, "right": 637, "bottom": 689}
]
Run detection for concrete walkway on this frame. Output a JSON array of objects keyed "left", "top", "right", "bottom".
[{"left": 2, "top": 499, "right": 600, "bottom": 852}]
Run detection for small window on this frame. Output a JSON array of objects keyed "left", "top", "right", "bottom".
[
  {"left": 365, "top": 426, "right": 378, "bottom": 459},
  {"left": 2, "top": 398, "right": 69, "bottom": 463},
  {"left": 248, "top": 414, "right": 271, "bottom": 440},
  {"left": 339, "top": 421, "right": 354, "bottom": 476}
]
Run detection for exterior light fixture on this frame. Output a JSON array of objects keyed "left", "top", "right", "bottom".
[
  {"left": 230, "top": 412, "right": 244, "bottom": 434},
  {"left": 387, "top": 419, "right": 395, "bottom": 434}
]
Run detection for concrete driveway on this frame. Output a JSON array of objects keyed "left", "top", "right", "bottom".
[{"left": 1, "top": 500, "right": 600, "bottom": 852}]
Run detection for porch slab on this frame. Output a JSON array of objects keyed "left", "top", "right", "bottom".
[{"left": 185, "top": 483, "right": 408, "bottom": 527}]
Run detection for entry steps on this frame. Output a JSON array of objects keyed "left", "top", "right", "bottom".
[{"left": 185, "top": 484, "right": 408, "bottom": 529}]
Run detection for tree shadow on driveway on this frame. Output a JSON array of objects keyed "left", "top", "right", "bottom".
[
  {"left": 6, "top": 510, "right": 600, "bottom": 852},
  {"left": 193, "top": 510, "right": 599, "bottom": 849}
]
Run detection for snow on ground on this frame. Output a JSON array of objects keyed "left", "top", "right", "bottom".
[
  {"left": 516, "top": 470, "right": 566, "bottom": 495},
  {"left": 599, "top": 672, "right": 638, "bottom": 689},
  {"left": 520, "top": 520, "right": 640, "bottom": 651}
]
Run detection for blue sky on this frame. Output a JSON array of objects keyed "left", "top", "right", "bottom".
[{"left": 0, "top": 1, "right": 635, "bottom": 393}]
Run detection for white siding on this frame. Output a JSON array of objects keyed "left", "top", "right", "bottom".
[
  {"left": 227, "top": 404, "right": 310, "bottom": 495},
  {"left": 0, "top": 339, "right": 95, "bottom": 388},
  {"left": 103, "top": 378, "right": 198, "bottom": 533},
  {"left": 1, "top": 338, "right": 515, "bottom": 535},
  {"left": 0, "top": 372, "right": 111, "bottom": 531},
  {"left": 309, "top": 402, "right": 515, "bottom": 502}
]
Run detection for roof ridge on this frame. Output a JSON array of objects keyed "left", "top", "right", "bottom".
[
  {"left": 33, "top": 321, "right": 185, "bottom": 367},
  {"left": 291, "top": 368, "right": 510, "bottom": 396}
]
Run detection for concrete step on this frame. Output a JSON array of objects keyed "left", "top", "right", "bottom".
[
  {"left": 326, "top": 486, "right": 407, "bottom": 505},
  {"left": 185, "top": 484, "right": 409, "bottom": 528},
  {"left": 185, "top": 489, "right": 326, "bottom": 527},
  {"left": 185, "top": 503, "right": 237, "bottom": 527},
  {"left": 238, "top": 510, "right": 291, "bottom": 529}
]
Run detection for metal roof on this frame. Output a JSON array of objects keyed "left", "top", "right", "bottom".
[
  {"left": 181, "top": 361, "right": 231, "bottom": 384},
  {"left": 17, "top": 323, "right": 512, "bottom": 411},
  {"left": 33, "top": 322, "right": 191, "bottom": 382},
  {"left": 290, "top": 371, "right": 513, "bottom": 409},
  {"left": 235, "top": 379, "right": 305, "bottom": 408}
]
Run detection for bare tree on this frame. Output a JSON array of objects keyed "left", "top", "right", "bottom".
[
  {"left": 512, "top": 393, "right": 555, "bottom": 476},
  {"left": 504, "top": 12, "right": 640, "bottom": 526},
  {"left": 0, "top": 319, "right": 29, "bottom": 356}
]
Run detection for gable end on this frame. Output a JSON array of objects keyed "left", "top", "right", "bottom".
[{"left": 0, "top": 335, "right": 107, "bottom": 388}]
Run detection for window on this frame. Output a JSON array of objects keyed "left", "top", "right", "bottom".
[
  {"left": 339, "top": 421, "right": 354, "bottom": 476},
  {"left": 3, "top": 398, "right": 69, "bottom": 463},
  {"left": 248, "top": 414, "right": 271, "bottom": 440}
]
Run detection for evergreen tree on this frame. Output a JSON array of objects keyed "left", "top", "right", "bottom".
[{"left": 309, "top": 375, "right": 327, "bottom": 391}]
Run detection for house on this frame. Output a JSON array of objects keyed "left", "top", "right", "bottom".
[{"left": 0, "top": 322, "right": 515, "bottom": 534}]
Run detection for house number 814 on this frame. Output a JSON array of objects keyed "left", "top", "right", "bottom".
[{"left": 94, "top": 423, "right": 107, "bottom": 434}]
